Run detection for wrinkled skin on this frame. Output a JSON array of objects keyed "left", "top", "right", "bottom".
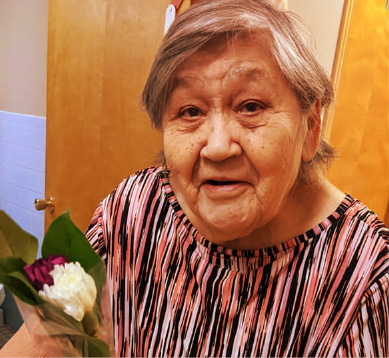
[{"left": 162, "top": 35, "right": 343, "bottom": 250}]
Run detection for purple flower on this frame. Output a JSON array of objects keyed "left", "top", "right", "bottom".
[{"left": 24, "top": 255, "right": 68, "bottom": 291}]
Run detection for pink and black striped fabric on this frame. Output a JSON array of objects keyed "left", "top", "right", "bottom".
[{"left": 86, "top": 167, "right": 389, "bottom": 357}]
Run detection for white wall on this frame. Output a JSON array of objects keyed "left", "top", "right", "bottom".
[
  {"left": 0, "top": 0, "right": 48, "bottom": 246},
  {"left": 0, "top": 1, "right": 48, "bottom": 116},
  {"left": 289, "top": 0, "right": 345, "bottom": 76},
  {"left": 0, "top": 111, "right": 46, "bottom": 241}
]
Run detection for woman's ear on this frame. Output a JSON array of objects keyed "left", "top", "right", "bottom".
[{"left": 301, "top": 100, "right": 322, "bottom": 162}]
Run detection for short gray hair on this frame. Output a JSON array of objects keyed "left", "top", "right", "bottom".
[{"left": 142, "top": 0, "right": 336, "bottom": 179}]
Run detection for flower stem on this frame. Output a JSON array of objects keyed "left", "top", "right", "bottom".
[{"left": 82, "top": 310, "right": 99, "bottom": 336}]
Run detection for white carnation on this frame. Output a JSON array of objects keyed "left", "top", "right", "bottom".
[{"left": 39, "top": 262, "right": 97, "bottom": 321}]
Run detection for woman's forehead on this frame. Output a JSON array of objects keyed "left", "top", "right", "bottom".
[{"left": 170, "top": 34, "right": 281, "bottom": 90}]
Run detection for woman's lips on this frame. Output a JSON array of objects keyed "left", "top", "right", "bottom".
[
  {"left": 206, "top": 180, "right": 239, "bottom": 186},
  {"left": 201, "top": 179, "right": 249, "bottom": 199}
]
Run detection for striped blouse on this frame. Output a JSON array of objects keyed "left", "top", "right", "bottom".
[{"left": 86, "top": 167, "right": 389, "bottom": 357}]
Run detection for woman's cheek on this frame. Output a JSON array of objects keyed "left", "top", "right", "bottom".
[{"left": 164, "top": 138, "right": 192, "bottom": 175}]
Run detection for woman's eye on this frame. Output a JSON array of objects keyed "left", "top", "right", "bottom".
[
  {"left": 180, "top": 107, "right": 201, "bottom": 119},
  {"left": 239, "top": 101, "right": 264, "bottom": 114}
]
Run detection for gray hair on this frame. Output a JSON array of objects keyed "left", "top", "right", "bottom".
[{"left": 142, "top": 0, "right": 336, "bottom": 180}]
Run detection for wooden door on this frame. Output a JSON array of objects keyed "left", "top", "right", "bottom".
[
  {"left": 45, "top": 0, "right": 388, "bottom": 233},
  {"left": 45, "top": 0, "right": 170, "bottom": 231},
  {"left": 324, "top": 0, "right": 389, "bottom": 221}
]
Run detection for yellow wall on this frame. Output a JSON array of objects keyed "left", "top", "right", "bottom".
[
  {"left": 0, "top": 0, "right": 48, "bottom": 117},
  {"left": 326, "top": 0, "right": 389, "bottom": 220}
]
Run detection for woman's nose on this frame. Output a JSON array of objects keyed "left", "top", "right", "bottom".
[{"left": 200, "top": 117, "right": 242, "bottom": 161}]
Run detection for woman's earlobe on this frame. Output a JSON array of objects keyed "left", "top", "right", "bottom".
[{"left": 301, "top": 100, "right": 322, "bottom": 162}]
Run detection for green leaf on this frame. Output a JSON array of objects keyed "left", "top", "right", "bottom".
[
  {"left": 7, "top": 271, "right": 44, "bottom": 305},
  {"left": 0, "top": 211, "right": 38, "bottom": 263},
  {"left": 87, "top": 259, "right": 106, "bottom": 291},
  {"left": 37, "top": 301, "right": 86, "bottom": 335},
  {"left": 84, "top": 335, "right": 111, "bottom": 357},
  {"left": 42, "top": 211, "right": 102, "bottom": 272},
  {"left": 82, "top": 310, "right": 100, "bottom": 336},
  {"left": 0, "top": 256, "right": 25, "bottom": 273},
  {"left": 0, "top": 257, "right": 43, "bottom": 306}
]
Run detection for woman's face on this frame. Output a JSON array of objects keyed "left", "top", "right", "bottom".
[{"left": 162, "top": 35, "right": 317, "bottom": 248}]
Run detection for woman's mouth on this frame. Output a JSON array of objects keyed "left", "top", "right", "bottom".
[
  {"left": 206, "top": 180, "right": 240, "bottom": 186},
  {"left": 201, "top": 179, "right": 249, "bottom": 199}
]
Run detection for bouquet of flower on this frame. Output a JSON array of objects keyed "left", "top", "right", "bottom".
[{"left": 0, "top": 210, "right": 115, "bottom": 357}]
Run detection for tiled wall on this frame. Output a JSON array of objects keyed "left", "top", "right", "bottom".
[{"left": 0, "top": 110, "right": 46, "bottom": 246}]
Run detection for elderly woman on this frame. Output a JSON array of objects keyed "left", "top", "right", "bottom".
[
  {"left": 84, "top": 0, "right": 389, "bottom": 357},
  {"left": 1, "top": 0, "right": 387, "bottom": 357}
]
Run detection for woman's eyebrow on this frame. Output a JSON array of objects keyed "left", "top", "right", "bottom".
[
  {"left": 227, "top": 67, "right": 270, "bottom": 83},
  {"left": 169, "top": 75, "right": 203, "bottom": 92}
]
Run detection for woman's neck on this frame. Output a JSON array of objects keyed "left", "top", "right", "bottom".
[{"left": 220, "top": 178, "right": 345, "bottom": 251}]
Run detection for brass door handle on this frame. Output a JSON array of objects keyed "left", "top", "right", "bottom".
[{"left": 34, "top": 197, "right": 55, "bottom": 213}]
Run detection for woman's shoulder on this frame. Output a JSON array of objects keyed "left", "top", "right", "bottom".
[
  {"left": 341, "top": 194, "right": 389, "bottom": 239},
  {"left": 87, "top": 167, "right": 166, "bottom": 228},
  {"left": 113, "top": 166, "right": 165, "bottom": 193},
  {"left": 307, "top": 190, "right": 388, "bottom": 248},
  {"left": 330, "top": 194, "right": 388, "bottom": 281},
  {"left": 325, "top": 194, "right": 389, "bottom": 262},
  {"left": 86, "top": 167, "right": 169, "bottom": 256},
  {"left": 104, "top": 166, "right": 166, "bottom": 207}
]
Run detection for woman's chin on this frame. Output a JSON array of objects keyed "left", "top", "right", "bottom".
[
  {"left": 200, "top": 219, "right": 260, "bottom": 247},
  {"left": 193, "top": 203, "right": 262, "bottom": 241}
]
